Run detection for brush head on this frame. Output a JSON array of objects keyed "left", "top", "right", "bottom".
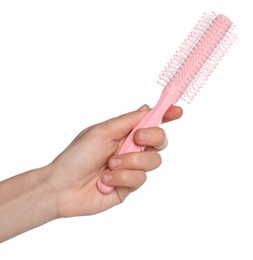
[{"left": 157, "top": 13, "right": 237, "bottom": 104}]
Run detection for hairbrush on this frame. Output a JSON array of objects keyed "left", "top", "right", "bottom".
[{"left": 97, "top": 12, "right": 237, "bottom": 193}]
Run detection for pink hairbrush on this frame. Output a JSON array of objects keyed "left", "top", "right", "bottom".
[{"left": 97, "top": 12, "right": 236, "bottom": 193}]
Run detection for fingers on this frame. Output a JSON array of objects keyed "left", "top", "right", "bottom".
[
  {"left": 134, "top": 127, "right": 168, "bottom": 151},
  {"left": 95, "top": 104, "right": 182, "bottom": 142},
  {"left": 162, "top": 105, "right": 183, "bottom": 123},
  {"left": 101, "top": 105, "right": 150, "bottom": 140},
  {"left": 133, "top": 105, "right": 182, "bottom": 150},
  {"left": 101, "top": 151, "right": 161, "bottom": 191},
  {"left": 102, "top": 169, "right": 147, "bottom": 192},
  {"left": 108, "top": 151, "right": 162, "bottom": 172},
  {"left": 98, "top": 104, "right": 182, "bottom": 194},
  {"left": 100, "top": 125, "right": 167, "bottom": 192}
]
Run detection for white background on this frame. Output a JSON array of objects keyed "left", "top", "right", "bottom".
[{"left": 0, "top": 0, "right": 252, "bottom": 259}]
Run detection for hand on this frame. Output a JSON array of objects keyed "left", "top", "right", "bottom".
[{"left": 48, "top": 105, "right": 183, "bottom": 218}]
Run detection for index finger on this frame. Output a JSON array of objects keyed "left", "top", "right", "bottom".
[{"left": 162, "top": 105, "right": 183, "bottom": 123}]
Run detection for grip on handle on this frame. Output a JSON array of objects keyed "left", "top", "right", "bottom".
[
  {"left": 97, "top": 129, "right": 144, "bottom": 193},
  {"left": 97, "top": 89, "right": 173, "bottom": 194}
]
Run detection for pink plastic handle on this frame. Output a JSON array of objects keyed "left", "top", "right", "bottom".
[{"left": 97, "top": 87, "right": 176, "bottom": 193}]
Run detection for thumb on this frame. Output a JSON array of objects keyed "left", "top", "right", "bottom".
[{"left": 102, "top": 105, "right": 150, "bottom": 140}]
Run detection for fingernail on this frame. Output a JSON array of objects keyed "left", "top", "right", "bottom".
[
  {"left": 138, "top": 131, "right": 150, "bottom": 142},
  {"left": 138, "top": 104, "right": 149, "bottom": 111},
  {"left": 110, "top": 158, "right": 122, "bottom": 168}
]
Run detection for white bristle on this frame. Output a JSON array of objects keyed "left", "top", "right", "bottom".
[
  {"left": 181, "top": 25, "right": 237, "bottom": 103},
  {"left": 157, "top": 12, "right": 236, "bottom": 103},
  {"left": 157, "top": 12, "right": 217, "bottom": 87}
]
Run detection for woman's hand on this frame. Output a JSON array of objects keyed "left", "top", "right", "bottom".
[{"left": 48, "top": 105, "right": 183, "bottom": 218}]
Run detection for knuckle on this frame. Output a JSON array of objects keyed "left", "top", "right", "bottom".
[
  {"left": 119, "top": 171, "right": 129, "bottom": 185},
  {"left": 152, "top": 152, "right": 162, "bottom": 168},
  {"left": 139, "top": 171, "right": 147, "bottom": 185},
  {"left": 131, "top": 154, "right": 141, "bottom": 168},
  {"left": 159, "top": 128, "right": 167, "bottom": 143},
  {"left": 156, "top": 129, "right": 168, "bottom": 151}
]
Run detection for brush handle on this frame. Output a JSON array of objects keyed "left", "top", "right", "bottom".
[{"left": 97, "top": 88, "right": 177, "bottom": 193}]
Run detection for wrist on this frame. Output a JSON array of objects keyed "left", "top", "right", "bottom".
[
  {"left": 0, "top": 166, "right": 59, "bottom": 242},
  {"left": 40, "top": 164, "right": 60, "bottom": 221},
  {"left": 22, "top": 166, "right": 60, "bottom": 225}
]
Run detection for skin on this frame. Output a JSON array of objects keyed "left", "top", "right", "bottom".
[{"left": 0, "top": 104, "right": 183, "bottom": 243}]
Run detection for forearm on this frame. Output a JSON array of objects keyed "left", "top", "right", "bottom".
[{"left": 0, "top": 167, "right": 58, "bottom": 243}]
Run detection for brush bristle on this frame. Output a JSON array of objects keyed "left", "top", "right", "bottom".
[{"left": 157, "top": 12, "right": 237, "bottom": 103}]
